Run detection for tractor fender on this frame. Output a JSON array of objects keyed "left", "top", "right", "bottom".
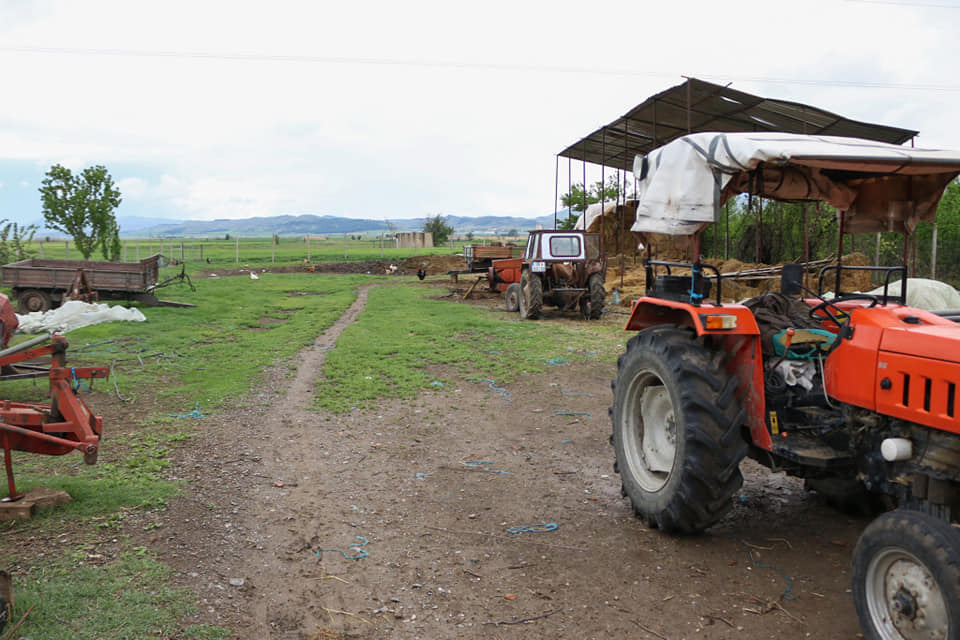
[
  {"left": 625, "top": 297, "right": 760, "bottom": 336},
  {"left": 624, "top": 297, "right": 772, "bottom": 450}
]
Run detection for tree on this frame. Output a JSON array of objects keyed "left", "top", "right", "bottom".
[
  {"left": 423, "top": 214, "right": 453, "bottom": 245},
  {"left": 561, "top": 177, "right": 622, "bottom": 213},
  {"left": 39, "top": 164, "right": 122, "bottom": 260},
  {"left": 559, "top": 176, "right": 625, "bottom": 230},
  {"left": 0, "top": 220, "right": 38, "bottom": 265}
]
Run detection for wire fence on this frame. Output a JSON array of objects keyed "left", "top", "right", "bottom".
[{"left": 26, "top": 236, "right": 500, "bottom": 267}]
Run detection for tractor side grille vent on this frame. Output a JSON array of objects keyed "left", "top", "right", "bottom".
[
  {"left": 902, "top": 374, "right": 910, "bottom": 407},
  {"left": 924, "top": 378, "right": 933, "bottom": 413},
  {"left": 949, "top": 382, "right": 956, "bottom": 418}
]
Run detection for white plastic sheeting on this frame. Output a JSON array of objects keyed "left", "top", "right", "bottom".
[
  {"left": 867, "top": 278, "right": 960, "bottom": 311},
  {"left": 630, "top": 132, "right": 960, "bottom": 236},
  {"left": 16, "top": 301, "right": 147, "bottom": 334}
]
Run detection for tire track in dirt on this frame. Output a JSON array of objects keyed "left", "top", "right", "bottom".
[{"left": 139, "top": 285, "right": 375, "bottom": 638}]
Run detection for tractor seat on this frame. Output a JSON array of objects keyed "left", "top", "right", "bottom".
[{"left": 771, "top": 328, "right": 837, "bottom": 359}]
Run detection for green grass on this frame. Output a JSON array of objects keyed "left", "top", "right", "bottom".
[
  {"left": 0, "top": 274, "right": 626, "bottom": 638},
  {"left": 11, "top": 549, "right": 228, "bottom": 640},
  {"left": 318, "top": 285, "right": 622, "bottom": 412},
  {"left": 4, "top": 272, "right": 374, "bottom": 409},
  {"left": 25, "top": 236, "right": 460, "bottom": 269}
]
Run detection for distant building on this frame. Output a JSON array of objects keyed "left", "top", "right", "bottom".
[{"left": 396, "top": 232, "right": 433, "bottom": 249}]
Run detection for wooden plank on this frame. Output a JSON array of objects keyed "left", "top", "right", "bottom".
[{"left": 0, "top": 500, "right": 35, "bottom": 521}]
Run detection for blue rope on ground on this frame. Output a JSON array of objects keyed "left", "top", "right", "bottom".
[
  {"left": 169, "top": 402, "right": 204, "bottom": 419},
  {"left": 507, "top": 523, "right": 558, "bottom": 534},
  {"left": 554, "top": 409, "right": 592, "bottom": 421},
  {"left": 561, "top": 388, "right": 594, "bottom": 397},
  {"left": 546, "top": 357, "right": 569, "bottom": 366},
  {"left": 469, "top": 377, "right": 511, "bottom": 404},
  {"left": 317, "top": 536, "right": 369, "bottom": 560},
  {"left": 71, "top": 368, "right": 92, "bottom": 392},
  {"left": 462, "top": 460, "right": 508, "bottom": 474},
  {"left": 743, "top": 541, "right": 795, "bottom": 600}
]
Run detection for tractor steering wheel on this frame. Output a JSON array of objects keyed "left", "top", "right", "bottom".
[{"left": 808, "top": 294, "right": 880, "bottom": 328}]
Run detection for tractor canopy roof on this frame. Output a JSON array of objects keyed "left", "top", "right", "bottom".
[{"left": 622, "top": 132, "right": 960, "bottom": 236}]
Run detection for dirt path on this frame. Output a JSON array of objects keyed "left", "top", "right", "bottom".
[{"left": 140, "top": 284, "right": 870, "bottom": 640}]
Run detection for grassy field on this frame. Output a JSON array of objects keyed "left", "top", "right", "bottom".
[
  {"left": 22, "top": 235, "right": 500, "bottom": 269},
  {"left": 0, "top": 272, "right": 623, "bottom": 639}
]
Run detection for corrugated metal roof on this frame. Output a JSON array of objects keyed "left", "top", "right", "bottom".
[{"left": 558, "top": 77, "right": 919, "bottom": 171}]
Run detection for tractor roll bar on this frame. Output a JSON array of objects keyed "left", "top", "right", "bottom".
[
  {"left": 817, "top": 265, "right": 907, "bottom": 305},
  {"left": 645, "top": 260, "right": 722, "bottom": 306}
]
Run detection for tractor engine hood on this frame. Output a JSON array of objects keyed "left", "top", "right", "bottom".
[
  {"left": 880, "top": 323, "right": 960, "bottom": 365},
  {"left": 630, "top": 132, "right": 960, "bottom": 236}
]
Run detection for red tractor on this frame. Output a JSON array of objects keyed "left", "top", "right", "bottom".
[
  {"left": 0, "top": 293, "right": 108, "bottom": 502},
  {"left": 487, "top": 229, "right": 606, "bottom": 320},
  {"left": 609, "top": 132, "right": 960, "bottom": 640}
]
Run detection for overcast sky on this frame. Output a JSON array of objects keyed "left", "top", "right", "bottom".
[{"left": 2, "top": 0, "right": 960, "bottom": 226}]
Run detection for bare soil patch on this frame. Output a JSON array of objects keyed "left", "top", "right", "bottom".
[{"left": 123, "top": 278, "right": 869, "bottom": 639}]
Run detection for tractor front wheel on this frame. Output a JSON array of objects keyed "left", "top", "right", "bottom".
[
  {"left": 610, "top": 327, "right": 747, "bottom": 534},
  {"left": 852, "top": 509, "right": 960, "bottom": 640},
  {"left": 518, "top": 271, "right": 542, "bottom": 320}
]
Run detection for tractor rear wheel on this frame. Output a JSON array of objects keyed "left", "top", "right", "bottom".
[
  {"left": 519, "top": 271, "right": 542, "bottom": 320},
  {"left": 587, "top": 273, "right": 605, "bottom": 319},
  {"left": 852, "top": 509, "right": 960, "bottom": 640},
  {"left": 610, "top": 327, "right": 747, "bottom": 534},
  {"left": 504, "top": 283, "right": 521, "bottom": 312}
]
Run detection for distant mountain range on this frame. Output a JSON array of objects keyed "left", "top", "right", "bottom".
[{"left": 104, "top": 211, "right": 577, "bottom": 238}]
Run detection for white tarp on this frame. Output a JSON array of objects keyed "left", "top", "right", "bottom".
[
  {"left": 16, "top": 301, "right": 147, "bottom": 334},
  {"left": 866, "top": 278, "right": 960, "bottom": 311},
  {"left": 631, "top": 132, "right": 960, "bottom": 236},
  {"left": 575, "top": 200, "right": 619, "bottom": 232}
]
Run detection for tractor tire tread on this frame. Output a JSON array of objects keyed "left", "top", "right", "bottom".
[{"left": 610, "top": 327, "right": 747, "bottom": 534}]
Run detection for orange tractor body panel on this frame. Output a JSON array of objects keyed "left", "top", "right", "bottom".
[{"left": 488, "top": 258, "right": 522, "bottom": 293}]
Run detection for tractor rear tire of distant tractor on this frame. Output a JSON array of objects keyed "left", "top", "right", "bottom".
[
  {"left": 587, "top": 273, "right": 605, "bottom": 319},
  {"left": 504, "top": 283, "right": 521, "bottom": 312},
  {"left": 17, "top": 289, "right": 52, "bottom": 314},
  {"left": 610, "top": 327, "right": 747, "bottom": 534},
  {"left": 519, "top": 270, "right": 542, "bottom": 320},
  {"left": 852, "top": 509, "right": 960, "bottom": 640}
]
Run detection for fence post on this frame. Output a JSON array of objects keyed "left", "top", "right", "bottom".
[
  {"left": 344, "top": 233, "right": 348, "bottom": 260},
  {"left": 931, "top": 222, "right": 938, "bottom": 279},
  {"left": 200, "top": 244, "right": 203, "bottom": 263},
  {"left": 307, "top": 236, "right": 311, "bottom": 262},
  {"left": 136, "top": 241, "right": 140, "bottom": 260},
  {"left": 235, "top": 238, "right": 239, "bottom": 263},
  {"left": 39, "top": 242, "right": 44, "bottom": 259},
  {"left": 65, "top": 241, "right": 69, "bottom": 260},
  {"left": 123, "top": 242, "right": 127, "bottom": 261},
  {"left": 272, "top": 235, "right": 275, "bottom": 263}
]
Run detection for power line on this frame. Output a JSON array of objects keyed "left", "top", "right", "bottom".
[
  {"left": 845, "top": 0, "right": 960, "bottom": 7},
  {"left": 2, "top": 45, "right": 960, "bottom": 92}
]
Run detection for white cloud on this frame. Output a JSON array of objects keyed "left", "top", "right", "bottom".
[{"left": 1, "top": 0, "right": 959, "bottom": 221}]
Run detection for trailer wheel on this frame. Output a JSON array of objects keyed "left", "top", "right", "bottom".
[
  {"left": 504, "top": 283, "right": 521, "bottom": 312},
  {"left": 17, "top": 289, "right": 52, "bottom": 313},
  {"left": 852, "top": 509, "right": 960, "bottom": 640},
  {"left": 610, "top": 327, "right": 747, "bottom": 534},
  {"left": 518, "top": 271, "right": 542, "bottom": 320}
]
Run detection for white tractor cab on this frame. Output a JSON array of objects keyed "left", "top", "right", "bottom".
[{"left": 609, "top": 131, "right": 960, "bottom": 640}]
